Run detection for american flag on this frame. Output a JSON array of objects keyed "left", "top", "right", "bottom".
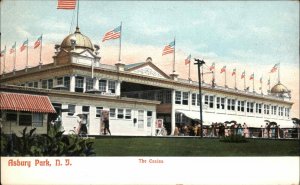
[
  {"left": 250, "top": 73, "right": 254, "bottom": 80},
  {"left": 34, "top": 35, "right": 42, "bottom": 49},
  {"left": 162, "top": 41, "right": 175, "bottom": 56},
  {"left": 209, "top": 62, "right": 215, "bottom": 71},
  {"left": 220, "top": 65, "right": 226, "bottom": 73},
  {"left": 241, "top": 71, "right": 245, "bottom": 79},
  {"left": 270, "top": 63, "right": 279, "bottom": 73},
  {"left": 57, "top": 0, "right": 76, "bottom": 10},
  {"left": 20, "top": 39, "right": 28, "bottom": 52},
  {"left": 0, "top": 47, "right": 6, "bottom": 57},
  {"left": 10, "top": 42, "right": 16, "bottom": 54},
  {"left": 185, "top": 54, "right": 191, "bottom": 65},
  {"left": 232, "top": 68, "right": 236, "bottom": 76},
  {"left": 102, "top": 25, "right": 121, "bottom": 42}
]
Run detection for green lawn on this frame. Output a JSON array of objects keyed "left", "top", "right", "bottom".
[{"left": 92, "top": 137, "right": 299, "bottom": 156}]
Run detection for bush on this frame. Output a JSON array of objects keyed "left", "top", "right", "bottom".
[
  {"left": 220, "top": 134, "right": 248, "bottom": 143},
  {"left": 1, "top": 126, "right": 95, "bottom": 156}
]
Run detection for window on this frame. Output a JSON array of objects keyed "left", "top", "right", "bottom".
[
  {"left": 197, "top": 94, "right": 200, "bottom": 106},
  {"left": 157, "top": 91, "right": 164, "bottom": 102},
  {"left": 82, "top": 106, "right": 90, "bottom": 112},
  {"left": 6, "top": 112, "right": 17, "bottom": 121},
  {"left": 125, "top": 109, "right": 132, "bottom": 119},
  {"left": 86, "top": 78, "right": 93, "bottom": 91},
  {"left": 57, "top": 77, "right": 63, "bottom": 85},
  {"left": 175, "top": 91, "right": 181, "bottom": 104},
  {"left": 227, "top": 99, "right": 235, "bottom": 111},
  {"left": 109, "top": 108, "right": 116, "bottom": 118},
  {"left": 99, "top": 80, "right": 107, "bottom": 92},
  {"left": 256, "top": 103, "right": 262, "bottom": 114},
  {"left": 147, "top": 111, "right": 152, "bottom": 127},
  {"left": 237, "top": 100, "right": 245, "bottom": 112},
  {"left": 48, "top": 79, "right": 53, "bottom": 89},
  {"left": 42, "top": 80, "right": 47, "bottom": 89},
  {"left": 64, "top": 76, "right": 70, "bottom": 90},
  {"left": 246, "top": 102, "right": 254, "bottom": 113},
  {"left": 192, "top": 93, "right": 196, "bottom": 105},
  {"left": 182, "top": 92, "right": 189, "bottom": 105},
  {"left": 138, "top": 110, "right": 144, "bottom": 129},
  {"left": 32, "top": 113, "right": 43, "bottom": 127},
  {"left": 33, "top": 82, "right": 38, "bottom": 88},
  {"left": 117, "top": 109, "right": 124, "bottom": 119},
  {"left": 204, "top": 95, "right": 209, "bottom": 105},
  {"left": 19, "top": 112, "right": 32, "bottom": 126},
  {"left": 165, "top": 90, "right": 171, "bottom": 103},
  {"left": 285, "top": 108, "right": 290, "bottom": 118},
  {"left": 209, "top": 96, "right": 214, "bottom": 108},
  {"left": 264, "top": 104, "right": 270, "bottom": 115},
  {"left": 279, "top": 107, "right": 284, "bottom": 116},
  {"left": 68, "top": 104, "right": 75, "bottom": 116},
  {"left": 271, "top": 106, "right": 277, "bottom": 115},
  {"left": 75, "top": 76, "right": 84, "bottom": 92},
  {"left": 108, "top": 81, "right": 116, "bottom": 93},
  {"left": 96, "top": 107, "right": 103, "bottom": 118},
  {"left": 216, "top": 97, "right": 225, "bottom": 109},
  {"left": 28, "top": 82, "right": 33, "bottom": 87}
]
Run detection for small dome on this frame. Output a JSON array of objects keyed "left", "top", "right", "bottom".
[
  {"left": 60, "top": 27, "right": 94, "bottom": 51},
  {"left": 271, "top": 83, "right": 289, "bottom": 94}
]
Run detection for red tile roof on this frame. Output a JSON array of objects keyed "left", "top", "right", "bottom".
[{"left": 0, "top": 92, "right": 56, "bottom": 113}]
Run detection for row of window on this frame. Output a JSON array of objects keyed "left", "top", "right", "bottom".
[
  {"left": 20, "top": 76, "right": 116, "bottom": 94},
  {"left": 176, "top": 91, "right": 290, "bottom": 117},
  {"left": 2, "top": 111, "right": 44, "bottom": 127},
  {"left": 124, "top": 90, "right": 172, "bottom": 104}
]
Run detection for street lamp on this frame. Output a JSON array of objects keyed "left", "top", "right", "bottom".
[{"left": 194, "top": 58, "right": 205, "bottom": 138}]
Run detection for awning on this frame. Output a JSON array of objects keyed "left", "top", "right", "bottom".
[
  {"left": 176, "top": 110, "right": 294, "bottom": 128},
  {"left": 0, "top": 92, "right": 56, "bottom": 113}
]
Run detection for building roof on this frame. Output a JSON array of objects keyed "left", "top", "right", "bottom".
[
  {"left": 60, "top": 27, "right": 94, "bottom": 51},
  {"left": 0, "top": 92, "right": 56, "bottom": 113}
]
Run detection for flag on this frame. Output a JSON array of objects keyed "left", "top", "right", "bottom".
[
  {"left": 162, "top": 41, "right": 175, "bottom": 55},
  {"left": 0, "top": 47, "right": 6, "bottom": 57},
  {"left": 209, "top": 62, "right": 215, "bottom": 71},
  {"left": 241, "top": 71, "right": 245, "bottom": 79},
  {"left": 220, "top": 66, "right": 226, "bottom": 73},
  {"left": 102, "top": 25, "right": 121, "bottom": 42},
  {"left": 10, "top": 43, "right": 16, "bottom": 54},
  {"left": 34, "top": 35, "right": 42, "bottom": 49},
  {"left": 20, "top": 39, "right": 28, "bottom": 52},
  {"left": 185, "top": 54, "right": 191, "bottom": 65},
  {"left": 232, "top": 68, "right": 236, "bottom": 76},
  {"left": 250, "top": 73, "right": 254, "bottom": 80},
  {"left": 270, "top": 63, "right": 279, "bottom": 73},
  {"left": 57, "top": 0, "right": 76, "bottom": 9}
]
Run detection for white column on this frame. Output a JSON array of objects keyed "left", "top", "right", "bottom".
[
  {"left": 83, "top": 77, "right": 86, "bottom": 92},
  {"left": 171, "top": 89, "right": 176, "bottom": 135},
  {"left": 116, "top": 80, "right": 121, "bottom": 96},
  {"left": 93, "top": 77, "right": 99, "bottom": 90},
  {"left": 70, "top": 75, "right": 75, "bottom": 92}
]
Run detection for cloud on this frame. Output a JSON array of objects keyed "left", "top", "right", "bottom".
[{"left": 16, "top": 26, "right": 32, "bottom": 39}]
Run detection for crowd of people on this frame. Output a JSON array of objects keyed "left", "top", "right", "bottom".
[{"left": 173, "top": 121, "right": 290, "bottom": 139}]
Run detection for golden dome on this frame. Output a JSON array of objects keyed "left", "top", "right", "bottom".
[
  {"left": 271, "top": 83, "right": 289, "bottom": 94},
  {"left": 60, "top": 27, "right": 94, "bottom": 51}
]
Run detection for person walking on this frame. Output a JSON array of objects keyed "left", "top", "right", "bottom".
[{"left": 103, "top": 117, "right": 111, "bottom": 135}]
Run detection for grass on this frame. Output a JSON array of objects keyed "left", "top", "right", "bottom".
[{"left": 92, "top": 137, "right": 300, "bottom": 156}]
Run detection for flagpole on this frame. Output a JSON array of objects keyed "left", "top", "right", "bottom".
[
  {"left": 225, "top": 68, "right": 227, "bottom": 88},
  {"left": 39, "top": 35, "right": 43, "bottom": 66},
  {"left": 188, "top": 59, "right": 191, "bottom": 80},
  {"left": 234, "top": 69, "right": 237, "bottom": 89},
  {"left": 253, "top": 74, "right": 255, "bottom": 92},
  {"left": 26, "top": 38, "right": 28, "bottom": 71},
  {"left": 118, "top": 22, "right": 122, "bottom": 62},
  {"left": 3, "top": 46, "right": 6, "bottom": 74},
  {"left": 244, "top": 71, "right": 246, "bottom": 91},
  {"left": 77, "top": 0, "right": 80, "bottom": 28},
  {"left": 13, "top": 42, "right": 16, "bottom": 72},
  {"left": 173, "top": 37, "right": 176, "bottom": 73},
  {"left": 278, "top": 63, "right": 280, "bottom": 83}
]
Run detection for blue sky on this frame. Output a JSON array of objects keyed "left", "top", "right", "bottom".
[{"left": 1, "top": 1, "right": 299, "bottom": 67}]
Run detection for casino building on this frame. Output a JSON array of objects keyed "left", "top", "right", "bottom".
[{"left": 0, "top": 27, "right": 294, "bottom": 136}]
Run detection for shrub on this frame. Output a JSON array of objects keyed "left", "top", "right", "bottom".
[{"left": 0, "top": 126, "right": 95, "bottom": 156}]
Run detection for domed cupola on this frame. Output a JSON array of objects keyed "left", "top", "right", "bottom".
[
  {"left": 270, "top": 82, "right": 291, "bottom": 98},
  {"left": 60, "top": 27, "right": 94, "bottom": 51}
]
